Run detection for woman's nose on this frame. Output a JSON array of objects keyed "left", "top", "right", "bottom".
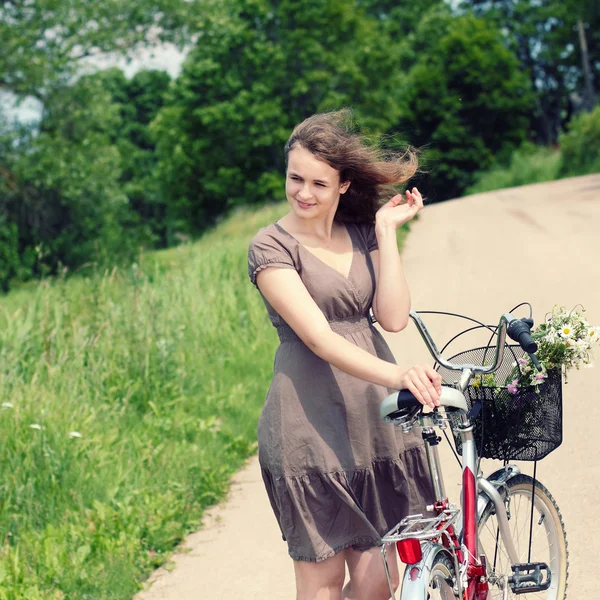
[{"left": 298, "top": 183, "right": 312, "bottom": 199}]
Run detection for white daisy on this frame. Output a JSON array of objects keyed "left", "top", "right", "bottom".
[{"left": 560, "top": 324, "right": 574, "bottom": 338}]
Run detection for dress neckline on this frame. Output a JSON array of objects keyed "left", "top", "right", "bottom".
[{"left": 273, "top": 221, "right": 356, "bottom": 280}]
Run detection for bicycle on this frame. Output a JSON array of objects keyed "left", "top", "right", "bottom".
[{"left": 378, "top": 307, "right": 569, "bottom": 599}]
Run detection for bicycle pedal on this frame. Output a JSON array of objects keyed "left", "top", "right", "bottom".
[{"left": 508, "top": 562, "right": 551, "bottom": 594}]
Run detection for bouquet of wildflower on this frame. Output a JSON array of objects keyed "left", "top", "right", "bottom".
[
  {"left": 503, "top": 305, "right": 599, "bottom": 394},
  {"left": 452, "top": 305, "right": 598, "bottom": 461}
]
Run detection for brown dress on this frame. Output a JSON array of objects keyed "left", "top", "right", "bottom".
[{"left": 247, "top": 221, "right": 433, "bottom": 563}]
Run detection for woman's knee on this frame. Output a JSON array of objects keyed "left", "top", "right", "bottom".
[{"left": 294, "top": 552, "right": 346, "bottom": 599}]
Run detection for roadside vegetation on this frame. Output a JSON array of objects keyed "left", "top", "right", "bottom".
[
  {"left": 467, "top": 106, "right": 600, "bottom": 195},
  {"left": 0, "top": 203, "right": 284, "bottom": 598},
  {"left": 0, "top": 199, "right": 407, "bottom": 598},
  {"left": 2, "top": 0, "right": 598, "bottom": 291}
]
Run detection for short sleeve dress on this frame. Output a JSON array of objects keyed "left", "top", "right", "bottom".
[{"left": 247, "top": 220, "right": 433, "bottom": 563}]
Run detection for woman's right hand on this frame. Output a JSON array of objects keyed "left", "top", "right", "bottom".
[
  {"left": 397, "top": 365, "right": 443, "bottom": 410},
  {"left": 375, "top": 187, "right": 424, "bottom": 231}
]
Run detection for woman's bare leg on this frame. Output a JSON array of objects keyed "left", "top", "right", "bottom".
[
  {"left": 294, "top": 550, "right": 347, "bottom": 600},
  {"left": 342, "top": 544, "right": 400, "bottom": 600}
]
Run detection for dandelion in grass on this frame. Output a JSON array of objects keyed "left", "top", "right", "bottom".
[{"left": 68, "top": 431, "right": 83, "bottom": 438}]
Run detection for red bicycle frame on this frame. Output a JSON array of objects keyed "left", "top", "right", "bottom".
[{"left": 387, "top": 413, "right": 491, "bottom": 600}]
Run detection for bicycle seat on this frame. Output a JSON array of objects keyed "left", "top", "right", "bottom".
[{"left": 380, "top": 386, "right": 468, "bottom": 423}]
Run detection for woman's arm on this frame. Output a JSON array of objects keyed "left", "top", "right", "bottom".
[
  {"left": 371, "top": 187, "right": 424, "bottom": 332},
  {"left": 256, "top": 265, "right": 441, "bottom": 408}
]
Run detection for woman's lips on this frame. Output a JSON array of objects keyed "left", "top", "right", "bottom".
[{"left": 297, "top": 200, "right": 315, "bottom": 210}]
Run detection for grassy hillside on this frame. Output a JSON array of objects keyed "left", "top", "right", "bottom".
[
  {"left": 0, "top": 202, "right": 287, "bottom": 598},
  {"left": 0, "top": 202, "right": 408, "bottom": 599}
]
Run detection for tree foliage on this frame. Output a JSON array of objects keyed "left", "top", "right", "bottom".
[
  {"left": 96, "top": 68, "right": 173, "bottom": 245},
  {"left": 397, "top": 9, "right": 534, "bottom": 200},
  {"left": 459, "top": 0, "right": 600, "bottom": 144},
  {"left": 153, "top": 0, "right": 409, "bottom": 235},
  {"left": 0, "top": 0, "right": 597, "bottom": 290},
  {"left": 360, "top": 0, "right": 445, "bottom": 38},
  {"left": 559, "top": 104, "right": 600, "bottom": 176},
  {"left": 0, "top": 0, "right": 190, "bottom": 99},
  {"left": 0, "top": 76, "right": 137, "bottom": 289}
]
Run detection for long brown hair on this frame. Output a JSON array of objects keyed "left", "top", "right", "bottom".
[{"left": 284, "top": 109, "right": 418, "bottom": 223}]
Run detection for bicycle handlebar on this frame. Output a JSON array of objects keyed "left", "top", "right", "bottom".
[{"left": 409, "top": 309, "right": 540, "bottom": 376}]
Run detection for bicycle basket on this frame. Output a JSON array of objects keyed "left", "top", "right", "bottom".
[{"left": 437, "top": 346, "right": 563, "bottom": 461}]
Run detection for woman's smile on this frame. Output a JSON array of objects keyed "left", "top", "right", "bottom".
[{"left": 297, "top": 199, "right": 316, "bottom": 210}]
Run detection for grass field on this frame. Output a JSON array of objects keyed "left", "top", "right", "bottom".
[{"left": 0, "top": 202, "right": 408, "bottom": 599}]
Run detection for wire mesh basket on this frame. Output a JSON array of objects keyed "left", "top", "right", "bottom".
[{"left": 437, "top": 345, "right": 563, "bottom": 461}]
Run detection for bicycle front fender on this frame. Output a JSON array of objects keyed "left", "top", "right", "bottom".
[
  {"left": 477, "top": 464, "right": 521, "bottom": 521},
  {"left": 398, "top": 542, "right": 452, "bottom": 600}
]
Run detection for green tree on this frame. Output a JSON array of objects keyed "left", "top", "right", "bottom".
[
  {"left": 0, "top": 0, "right": 206, "bottom": 289},
  {"left": 459, "top": 0, "right": 600, "bottom": 143},
  {"left": 360, "top": 0, "right": 445, "bottom": 39},
  {"left": 0, "top": 0, "right": 191, "bottom": 100},
  {"left": 398, "top": 9, "right": 534, "bottom": 200},
  {"left": 559, "top": 104, "right": 600, "bottom": 176},
  {"left": 93, "top": 68, "right": 173, "bottom": 246},
  {"left": 0, "top": 76, "right": 139, "bottom": 287},
  {"left": 153, "top": 0, "right": 408, "bottom": 236}
]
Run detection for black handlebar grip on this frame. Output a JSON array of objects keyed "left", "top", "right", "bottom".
[
  {"left": 507, "top": 319, "right": 538, "bottom": 353},
  {"left": 518, "top": 332, "right": 538, "bottom": 354}
]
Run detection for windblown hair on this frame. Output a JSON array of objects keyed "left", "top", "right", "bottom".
[{"left": 284, "top": 109, "right": 418, "bottom": 223}]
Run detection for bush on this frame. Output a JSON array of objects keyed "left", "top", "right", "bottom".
[
  {"left": 559, "top": 105, "right": 600, "bottom": 177},
  {"left": 466, "top": 142, "right": 562, "bottom": 195},
  {"left": 398, "top": 9, "right": 534, "bottom": 201}
]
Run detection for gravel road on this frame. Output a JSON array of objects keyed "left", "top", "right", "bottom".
[{"left": 135, "top": 173, "right": 600, "bottom": 599}]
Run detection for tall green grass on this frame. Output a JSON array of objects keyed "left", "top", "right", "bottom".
[
  {"left": 0, "top": 202, "right": 286, "bottom": 598},
  {"left": 466, "top": 143, "right": 563, "bottom": 195},
  {"left": 0, "top": 202, "right": 408, "bottom": 599},
  {"left": 467, "top": 107, "right": 600, "bottom": 195}
]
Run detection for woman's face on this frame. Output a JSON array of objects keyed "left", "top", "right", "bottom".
[{"left": 285, "top": 145, "right": 350, "bottom": 221}]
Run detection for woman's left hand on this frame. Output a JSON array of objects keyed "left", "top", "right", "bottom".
[{"left": 375, "top": 187, "right": 424, "bottom": 230}]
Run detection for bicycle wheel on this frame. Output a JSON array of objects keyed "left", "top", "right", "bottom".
[
  {"left": 425, "top": 552, "right": 457, "bottom": 599},
  {"left": 478, "top": 474, "right": 568, "bottom": 600}
]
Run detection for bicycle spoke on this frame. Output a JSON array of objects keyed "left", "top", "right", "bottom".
[{"left": 478, "top": 478, "right": 567, "bottom": 600}]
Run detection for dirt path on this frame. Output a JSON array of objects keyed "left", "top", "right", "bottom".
[{"left": 135, "top": 173, "right": 600, "bottom": 599}]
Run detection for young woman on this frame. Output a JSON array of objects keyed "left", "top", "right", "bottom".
[{"left": 247, "top": 110, "right": 442, "bottom": 600}]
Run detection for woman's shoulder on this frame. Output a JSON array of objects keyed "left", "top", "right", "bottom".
[
  {"left": 248, "top": 223, "right": 298, "bottom": 285},
  {"left": 249, "top": 222, "right": 290, "bottom": 253}
]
